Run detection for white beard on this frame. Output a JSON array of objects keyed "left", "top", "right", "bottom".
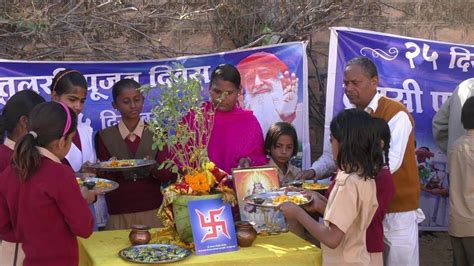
[{"left": 244, "top": 91, "right": 281, "bottom": 135}]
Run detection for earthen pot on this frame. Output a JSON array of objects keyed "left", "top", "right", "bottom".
[
  {"left": 129, "top": 224, "right": 151, "bottom": 246},
  {"left": 235, "top": 221, "right": 257, "bottom": 247}
]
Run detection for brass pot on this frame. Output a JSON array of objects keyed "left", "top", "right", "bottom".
[
  {"left": 129, "top": 225, "right": 151, "bottom": 246},
  {"left": 235, "top": 221, "right": 257, "bottom": 247}
]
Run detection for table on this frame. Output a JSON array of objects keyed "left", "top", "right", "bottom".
[{"left": 79, "top": 229, "right": 321, "bottom": 266}]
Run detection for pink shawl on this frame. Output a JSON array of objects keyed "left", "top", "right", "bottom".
[{"left": 207, "top": 104, "right": 268, "bottom": 174}]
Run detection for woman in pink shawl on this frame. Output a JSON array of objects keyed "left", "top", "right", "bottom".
[{"left": 206, "top": 64, "right": 268, "bottom": 174}]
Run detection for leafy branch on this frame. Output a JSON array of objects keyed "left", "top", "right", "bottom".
[{"left": 141, "top": 65, "right": 225, "bottom": 174}]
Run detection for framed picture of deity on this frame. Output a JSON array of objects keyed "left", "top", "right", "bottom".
[{"left": 232, "top": 166, "right": 280, "bottom": 223}]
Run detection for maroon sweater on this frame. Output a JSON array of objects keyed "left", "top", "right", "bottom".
[
  {"left": 0, "top": 144, "right": 13, "bottom": 172},
  {"left": 95, "top": 134, "right": 175, "bottom": 215},
  {"left": 325, "top": 166, "right": 395, "bottom": 252},
  {"left": 0, "top": 158, "right": 94, "bottom": 266}
]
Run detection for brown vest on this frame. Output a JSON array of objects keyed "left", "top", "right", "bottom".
[
  {"left": 98, "top": 125, "right": 157, "bottom": 180},
  {"left": 373, "top": 96, "right": 420, "bottom": 212}
]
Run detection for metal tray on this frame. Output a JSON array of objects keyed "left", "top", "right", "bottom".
[
  {"left": 118, "top": 244, "right": 192, "bottom": 264},
  {"left": 76, "top": 177, "right": 119, "bottom": 193},
  {"left": 89, "top": 159, "right": 156, "bottom": 171},
  {"left": 244, "top": 190, "right": 311, "bottom": 208}
]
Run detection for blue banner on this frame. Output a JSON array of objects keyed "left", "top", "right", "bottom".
[
  {"left": 0, "top": 42, "right": 310, "bottom": 168},
  {"left": 326, "top": 27, "right": 474, "bottom": 230}
]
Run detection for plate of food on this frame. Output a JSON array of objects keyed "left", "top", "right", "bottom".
[
  {"left": 89, "top": 159, "right": 156, "bottom": 171},
  {"left": 302, "top": 182, "right": 329, "bottom": 191},
  {"left": 118, "top": 244, "right": 192, "bottom": 264},
  {"left": 244, "top": 190, "right": 311, "bottom": 208},
  {"left": 76, "top": 177, "right": 119, "bottom": 193}
]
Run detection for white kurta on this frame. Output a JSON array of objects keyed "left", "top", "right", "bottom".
[{"left": 65, "top": 123, "right": 96, "bottom": 172}]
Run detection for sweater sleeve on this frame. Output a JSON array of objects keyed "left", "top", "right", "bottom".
[
  {"left": 0, "top": 193, "right": 16, "bottom": 242},
  {"left": 55, "top": 168, "right": 94, "bottom": 238},
  {"left": 371, "top": 169, "right": 396, "bottom": 226}
]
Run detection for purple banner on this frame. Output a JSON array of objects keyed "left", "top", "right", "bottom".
[{"left": 0, "top": 42, "right": 310, "bottom": 168}]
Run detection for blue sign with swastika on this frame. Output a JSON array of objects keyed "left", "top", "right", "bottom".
[{"left": 188, "top": 197, "right": 238, "bottom": 255}]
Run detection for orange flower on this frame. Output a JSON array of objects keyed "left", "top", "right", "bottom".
[{"left": 184, "top": 170, "right": 210, "bottom": 193}]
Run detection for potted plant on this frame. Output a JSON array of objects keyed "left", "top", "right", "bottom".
[{"left": 141, "top": 65, "right": 236, "bottom": 244}]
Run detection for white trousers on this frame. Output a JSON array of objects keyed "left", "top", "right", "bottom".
[{"left": 383, "top": 209, "right": 425, "bottom": 266}]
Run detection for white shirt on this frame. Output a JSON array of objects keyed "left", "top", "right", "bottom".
[{"left": 64, "top": 123, "right": 96, "bottom": 172}]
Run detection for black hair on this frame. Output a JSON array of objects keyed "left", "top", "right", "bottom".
[
  {"left": 372, "top": 117, "right": 391, "bottom": 167},
  {"left": 210, "top": 64, "right": 241, "bottom": 89},
  {"left": 12, "top": 102, "right": 77, "bottom": 181},
  {"left": 51, "top": 69, "right": 88, "bottom": 96},
  {"left": 461, "top": 96, "right": 474, "bottom": 130},
  {"left": 346, "top": 56, "right": 378, "bottom": 79},
  {"left": 264, "top": 122, "right": 298, "bottom": 157},
  {"left": 112, "top": 79, "right": 141, "bottom": 103},
  {"left": 330, "top": 108, "right": 382, "bottom": 179},
  {"left": 0, "top": 90, "right": 45, "bottom": 142}
]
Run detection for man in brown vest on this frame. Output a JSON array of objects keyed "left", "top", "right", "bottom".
[{"left": 343, "top": 56, "right": 424, "bottom": 266}]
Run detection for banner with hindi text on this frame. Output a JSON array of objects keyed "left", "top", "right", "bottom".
[
  {"left": 326, "top": 27, "right": 474, "bottom": 231},
  {"left": 0, "top": 42, "right": 310, "bottom": 168}
]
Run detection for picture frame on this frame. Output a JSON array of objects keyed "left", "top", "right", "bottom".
[{"left": 232, "top": 166, "right": 280, "bottom": 223}]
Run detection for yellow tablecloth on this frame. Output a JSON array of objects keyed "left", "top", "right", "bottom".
[{"left": 79, "top": 229, "right": 321, "bottom": 266}]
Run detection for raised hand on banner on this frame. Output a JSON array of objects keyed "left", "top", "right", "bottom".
[{"left": 275, "top": 71, "right": 298, "bottom": 123}]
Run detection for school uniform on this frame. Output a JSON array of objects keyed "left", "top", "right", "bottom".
[
  {"left": 0, "top": 147, "right": 94, "bottom": 266},
  {"left": 322, "top": 171, "right": 378, "bottom": 265},
  {"left": 0, "top": 138, "right": 26, "bottom": 266},
  {"left": 267, "top": 157, "right": 301, "bottom": 186},
  {"left": 0, "top": 138, "right": 14, "bottom": 172},
  {"left": 324, "top": 165, "right": 395, "bottom": 265},
  {"left": 61, "top": 123, "right": 109, "bottom": 228},
  {"left": 95, "top": 120, "right": 175, "bottom": 230}
]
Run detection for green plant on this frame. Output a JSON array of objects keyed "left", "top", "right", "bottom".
[{"left": 141, "top": 65, "right": 224, "bottom": 175}]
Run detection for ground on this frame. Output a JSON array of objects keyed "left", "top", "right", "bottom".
[{"left": 420, "top": 231, "right": 452, "bottom": 266}]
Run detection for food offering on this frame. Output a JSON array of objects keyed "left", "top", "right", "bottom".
[
  {"left": 89, "top": 159, "right": 156, "bottom": 171},
  {"left": 244, "top": 191, "right": 311, "bottom": 208},
  {"left": 119, "top": 244, "right": 192, "bottom": 264},
  {"left": 302, "top": 182, "right": 329, "bottom": 191},
  {"left": 272, "top": 194, "right": 309, "bottom": 205},
  {"left": 76, "top": 177, "right": 119, "bottom": 193}
]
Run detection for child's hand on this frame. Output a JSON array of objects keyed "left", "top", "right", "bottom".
[
  {"left": 278, "top": 202, "right": 303, "bottom": 218},
  {"left": 80, "top": 187, "right": 97, "bottom": 204},
  {"left": 302, "top": 190, "right": 327, "bottom": 214},
  {"left": 295, "top": 169, "right": 316, "bottom": 180}
]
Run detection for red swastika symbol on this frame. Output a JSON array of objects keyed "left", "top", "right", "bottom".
[{"left": 195, "top": 206, "right": 230, "bottom": 242}]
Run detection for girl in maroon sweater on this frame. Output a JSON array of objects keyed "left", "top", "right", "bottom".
[
  {"left": 0, "top": 90, "right": 45, "bottom": 266},
  {"left": 0, "top": 102, "right": 94, "bottom": 266},
  {"left": 95, "top": 79, "right": 175, "bottom": 230}
]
